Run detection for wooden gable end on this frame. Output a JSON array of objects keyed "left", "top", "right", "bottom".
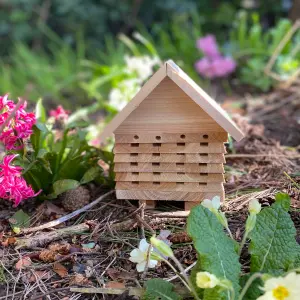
[{"left": 114, "top": 77, "right": 226, "bottom": 134}]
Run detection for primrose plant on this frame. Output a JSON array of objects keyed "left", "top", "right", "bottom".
[
  {"left": 0, "top": 95, "right": 114, "bottom": 206},
  {"left": 133, "top": 192, "right": 300, "bottom": 300}
]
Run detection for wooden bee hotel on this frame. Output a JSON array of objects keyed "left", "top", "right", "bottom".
[{"left": 101, "top": 60, "right": 244, "bottom": 210}]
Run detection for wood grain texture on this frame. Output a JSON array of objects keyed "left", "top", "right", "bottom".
[
  {"left": 115, "top": 172, "right": 224, "bottom": 182},
  {"left": 185, "top": 202, "right": 200, "bottom": 211},
  {"left": 139, "top": 200, "right": 156, "bottom": 209},
  {"left": 114, "top": 153, "right": 225, "bottom": 163},
  {"left": 116, "top": 182, "right": 223, "bottom": 192},
  {"left": 114, "top": 132, "right": 228, "bottom": 143},
  {"left": 115, "top": 78, "right": 226, "bottom": 134},
  {"left": 116, "top": 190, "right": 225, "bottom": 201},
  {"left": 114, "top": 162, "right": 224, "bottom": 173},
  {"left": 114, "top": 142, "right": 226, "bottom": 154}
]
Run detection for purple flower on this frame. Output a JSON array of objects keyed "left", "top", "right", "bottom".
[{"left": 196, "top": 35, "right": 220, "bottom": 58}]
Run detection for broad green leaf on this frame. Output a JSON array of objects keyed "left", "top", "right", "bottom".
[
  {"left": 9, "top": 209, "right": 30, "bottom": 233},
  {"left": 143, "top": 279, "right": 181, "bottom": 300},
  {"left": 249, "top": 201, "right": 298, "bottom": 273},
  {"left": 239, "top": 274, "right": 262, "bottom": 300},
  {"left": 51, "top": 179, "right": 80, "bottom": 197},
  {"left": 187, "top": 206, "right": 241, "bottom": 300},
  {"left": 35, "top": 98, "right": 46, "bottom": 122},
  {"left": 35, "top": 121, "right": 49, "bottom": 133},
  {"left": 80, "top": 166, "right": 101, "bottom": 184},
  {"left": 273, "top": 192, "right": 291, "bottom": 211}
]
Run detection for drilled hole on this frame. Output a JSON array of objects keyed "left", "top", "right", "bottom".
[
  {"left": 177, "top": 143, "right": 185, "bottom": 146},
  {"left": 176, "top": 182, "right": 184, "bottom": 185},
  {"left": 155, "top": 136, "right": 161, "bottom": 140},
  {"left": 199, "top": 153, "right": 208, "bottom": 156},
  {"left": 180, "top": 134, "right": 186, "bottom": 139},
  {"left": 199, "top": 163, "right": 208, "bottom": 166},
  {"left": 153, "top": 172, "right": 161, "bottom": 175},
  {"left": 199, "top": 182, "right": 207, "bottom": 186},
  {"left": 152, "top": 153, "right": 160, "bottom": 157},
  {"left": 130, "top": 153, "right": 138, "bottom": 157},
  {"left": 200, "top": 173, "right": 208, "bottom": 176},
  {"left": 203, "top": 134, "right": 209, "bottom": 139},
  {"left": 130, "top": 162, "right": 138, "bottom": 166},
  {"left": 132, "top": 181, "right": 139, "bottom": 185},
  {"left": 134, "top": 135, "right": 139, "bottom": 140},
  {"left": 176, "top": 162, "right": 184, "bottom": 166},
  {"left": 153, "top": 182, "right": 160, "bottom": 185},
  {"left": 131, "top": 143, "right": 139, "bottom": 147},
  {"left": 153, "top": 143, "right": 161, "bottom": 147},
  {"left": 152, "top": 162, "right": 160, "bottom": 166},
  {"left": 132, "top": 172, "right": 139, "bottom": 175},
  {"left": 177, "top": 172, "right": 185, "bottom": 175},
  {"left": 200, "top": 142, "right": 208, "bottom": 146},
  {"left": 176, "top": 153, "right": 185, "bottom": 156}
]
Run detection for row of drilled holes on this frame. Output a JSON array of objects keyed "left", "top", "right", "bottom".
[
  {"left": 130, "top": 142, "right": 209, "bottom": 147},
  {"left": 131, "top": 172, "right": 208, "bottom": 176},
  {"left": 131, "top": 181, "right": 208, "bottom": 186},
  {"left": 133, "top": 134, "right": 209, "bottom": 140},
  {"left": 130, "top": 153, "right": 209, "bottom": 157},
  {"left": 130, "top": 162, "right": 208, "bottom": 166}
]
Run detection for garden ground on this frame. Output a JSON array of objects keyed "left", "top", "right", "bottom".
[{"left": 0, "top": 89, "right": 299, "bottom": 299}]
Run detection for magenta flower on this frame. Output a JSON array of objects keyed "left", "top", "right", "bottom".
[
  {"left": 0, "top": 154, "right": 41, "bottom": 206},
  {"left": 196, "top": 35, "right": 220, "bottom": 59},
  {"left": 0, "top": 95, "right": 36, "bottom": 150},
  {"left": 50, "top": 105, "right": 70, "bottom": 121}
]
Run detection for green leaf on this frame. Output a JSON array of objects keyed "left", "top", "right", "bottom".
[
  {"left": 187, "top": 206, "right": 241, "bottom": 300},
  {"left": 143, "top": 279, "right": 181, "bottom": 300},
  {"left": 9, "top": 209, "right": 30, "bottom": 233},
  {"left": 35, "top": 98, "right": 46, "bottom": 122},
  {"left": 239, "top": 274, "right": 262, "bottom": 300},
  {"left": 49, "top": 179, "right": 80, "bottom": 198},
  {"left": 35, "top": 121, "right": 49, "bottom": 133},
  {"left": 273, "top": 192, "right": 291, "bottom": 211},
  {"left": 80, "top": 166, "right": 101, "bottom": 184},
  {"left": 249, "top": 201, "right": 298, "bottom": 273}
]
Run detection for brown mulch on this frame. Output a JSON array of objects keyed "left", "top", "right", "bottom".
[{"left": 0, "top": 91, "right": 299, "bottom": 299}]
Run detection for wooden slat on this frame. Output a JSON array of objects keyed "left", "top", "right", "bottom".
[
  {"left": 114, "top": 162, "right": 224, "bottom": 173},
  {"left": 115, "top": 172, "right": 224, "bottom": 182},
  {"left": 114, "top": 153, "right": 225, "bottom": 163},
  {"left": 116, "top": 182, "right": 223, "bottom": 192},
  {"left": 116, "top": 190, "right": 225, "bottom": 201},
  {"left": 114, "top": 142, "right": 226, "bottom": 154},
  {"left": 115, "top": 132, "right": 228, "bottom": 143}
]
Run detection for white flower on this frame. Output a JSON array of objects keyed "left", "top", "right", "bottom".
[
  {"left": 201, "top": 196, "right": 221, "bottom": 211},
  {"left": 196, "top": 272, "right": 220, "bottom": 289},
  {"left": 258, "top": 272, "right": 300, "bottom": 300},
  {"left": 129, "top": 239, "right": 158, "bottom": 272},
  {"left": 248, "top": 199, "right": 261, "bottom": 215}
]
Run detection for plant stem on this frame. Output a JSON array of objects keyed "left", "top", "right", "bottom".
[
  {"left": 226, "top": 226, "right": 234, "bottom": 240},
  {"left": 238, "top": 273, "right": 263, "bottom": 300},
  {"left": 238, "top": 231, "right": 248, "bottom": 256}
]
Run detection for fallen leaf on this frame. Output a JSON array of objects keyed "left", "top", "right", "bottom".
[
  {"left": 1, "top": 237, "right": 17, "bottom": 247},
  {"left": 39, "top": 249, "right": 57, "bottom": 262},
  {"left": 16, "top": 257, "right": 32, "bottom": 270},
  {"left": 53, "top": 262, "right": 68, "bottom": 278},
  {"left": 28, "top": 270, "right": 51, "bottom": 282},
  {"left": 48, "top": 243, "right": 70, "bottom": 254},
  {"left": 69, "top": 273, "right": 91, "bottom": 286},
  {"left": 44, "top": 201, "right": 65, "bottom": 216},
  {"left": 107, "top": 268, "right": 134, "bottom": 281},
  {"left": 105, "top": 281, "right": 126, "bottom": 289}
]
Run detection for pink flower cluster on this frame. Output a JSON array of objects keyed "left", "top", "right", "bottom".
[
  {"left": 195, "top": 35, "right": 236, "bottom": 79},
  {"left": 50, "top": 105, "right": 70, "bottom": 121},
  {"left": 0, "top": 155, "right": 41, "bottom": 206},
  {"left": 0, "top": 95, "right": 36, "bottom": 150}
]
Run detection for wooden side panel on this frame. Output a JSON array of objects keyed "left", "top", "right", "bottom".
[
  {"left": 115, "top": 78, "right": 226, "bottom": 134},
  {"left": 115, "top": 172, "right": 224, "bottom": 183},
  {"left": 114, "top": 162, "right": 224, "bottom": 173},
  {"left": 114, "top": 142, "right": 226, "bottom": 154},
  {"left": 116, "top": 182, "right": 223, "bottom": 192},
  {"left": 116, "top": 190, "right": 225, "bottom": 201},
  {"left": 115, "top": 132, "right": 228, "bottom": 143},
  {"left": 114, "top": 153, "right": 225, "bottom": 163}
]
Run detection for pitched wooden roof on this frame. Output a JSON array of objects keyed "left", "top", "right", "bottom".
[{"left": 100, "top": 60, "right": 244, "bottom": 141}]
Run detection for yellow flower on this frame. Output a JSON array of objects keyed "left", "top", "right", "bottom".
[
  {"left": 196, "top": 272, "right": 220, "bottom": 289},
  {"left": 248, "top": 199, "right": 261, "bottom": 215},
  {"left": 258, "top": 272, "right": 300, "bottom": 300}
]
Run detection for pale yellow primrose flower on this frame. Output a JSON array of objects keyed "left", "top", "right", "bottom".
[
  {"left": 257, "top": 272, "right": 300, "bottom": 300},
  {"left": 249, "top": 199, "right": 261, "bottom": 215},
  {"left": 196, "top": 272, "right": 220, "bottom": 289},
  {"left": 201, "top": 196, "right": 221, "bottom": 211},
  {"left": 129, "top": 239, "right": 158, "bottom": 272}
]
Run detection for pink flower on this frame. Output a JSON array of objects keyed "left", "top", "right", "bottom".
[
  {"left": 50, "top": 105, "right": 70, "bottom": 121},
  {"left": 0, "top": 95, "right": 36, "bottom": 150},
  {"left": 0, "top": 155, "right": 41, "bottom": 207},
  {"left": 196, "top": 35, "right": 220, "bottom": 58}
]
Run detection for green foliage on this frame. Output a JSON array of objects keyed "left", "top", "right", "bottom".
[
  {"left": 239, "top": 274, "right": 263, "bottom": 300},
  {"left": 143, "top": 279, "right": 181, "bottom": 300},
  {"left": 249, "top": 196, "right": 299, "bottom": 274},
  {"left": 9, "top": 209, "right": 30, "bottom": 233},
  {"left": 187, "top": 205, "right": 241, "bottom": 299}
]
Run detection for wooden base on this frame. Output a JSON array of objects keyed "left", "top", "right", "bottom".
[
  {"left": 184, "top": 202, "right": 200, "bottom": 211},
  {"left": 139, "top": 200, "right": 156, "bottom": 209}
]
